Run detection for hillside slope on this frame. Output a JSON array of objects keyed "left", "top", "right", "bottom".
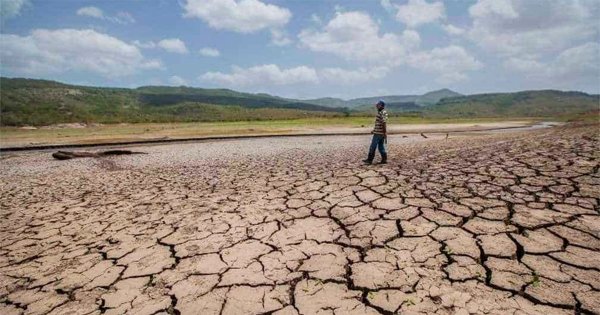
[
  {"left": 425, "top": 90, "right": 599, "bottom": 117},
  {"left": 0, "top": 78, "right": 345, "bottom": 126},
  {"left": 2, "top": 78, "right": 597, "bottom": 125},
  {"left": 415, "top": 88, "right": 462, "bottom": 106}
]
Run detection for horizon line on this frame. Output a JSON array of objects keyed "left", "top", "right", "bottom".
[{"left": 1, "top": 76, "right": 598, "bottom": 101}]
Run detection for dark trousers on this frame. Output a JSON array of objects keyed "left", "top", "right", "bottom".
[{"left": 367, "top": 134, "right": 387, "bottom": 161}]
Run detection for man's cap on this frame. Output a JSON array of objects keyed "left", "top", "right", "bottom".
[{"left": 377, "top": 99, "right": 385, "bottom": 106}]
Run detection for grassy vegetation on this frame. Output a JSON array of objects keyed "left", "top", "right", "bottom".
[
  {"left": 415, "top": 88, "right": 463, "bottom": 106},
  {"left": 425, "top": 90, "right": 599, "bottom": 118},
  {"left": 0, "top": 77, "right": 346, "bottom": 126},
  {"left": 553, "top": 110, "right": 600, "bottom": 122},
  {"left": 1, "top": 77, "right": 598, "bottom": 128}
]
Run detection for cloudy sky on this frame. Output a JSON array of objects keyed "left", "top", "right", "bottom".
[{"left": 1, "top": 0, "right": 598, "bottom": 99}]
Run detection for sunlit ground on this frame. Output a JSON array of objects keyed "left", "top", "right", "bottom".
[{"left": 0, "top": 117, "right": 545, "bottom": 148}]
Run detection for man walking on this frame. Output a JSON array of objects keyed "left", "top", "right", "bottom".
[{"left": 363, "top": 100, "right": 388, "bottom": 164}]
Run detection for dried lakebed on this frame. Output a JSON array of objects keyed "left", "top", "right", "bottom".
[{"left": 0, "top": 124, "right": 598, "bottom": 315}]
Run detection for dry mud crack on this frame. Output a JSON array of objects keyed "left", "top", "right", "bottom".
[{"left": 1, "top": 124, "right": 599, "bottom": 315}]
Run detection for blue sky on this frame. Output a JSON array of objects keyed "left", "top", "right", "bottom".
[{"left": 1, "top": 0, "right": 598, "bottom": 99}]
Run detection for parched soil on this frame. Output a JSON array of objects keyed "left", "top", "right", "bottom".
[{"left": 0, "top": 124, "right": 598, "bottom": 315}]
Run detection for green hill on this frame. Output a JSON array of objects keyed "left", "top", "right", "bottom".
[
  {"left": 136, "top": 86, "right": 341, "bottom": 112},
  {"left": 1, "top": 77, "right": 597, "bottom": 126},
  {"left": 316, "top": 89, "right": 597, "bottom": 117},
  {"left": 425, "top": 90, "right": 599, "bottom": 117},
  {"left": 0, "top": 78, "right": 346, "bottom": 126},
  {"left": 415, "top": 88, "right": 462, "bottom": 106}
]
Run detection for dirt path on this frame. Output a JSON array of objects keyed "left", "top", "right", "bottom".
[{"left": 0, "top": 125, "right": 598, "bottom": 314}]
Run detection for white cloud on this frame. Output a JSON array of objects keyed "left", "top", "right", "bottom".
[
  {"left": 200, "top": 64, "right": 318, "bottom": 87},
  {"left": 467, "top": 0, "right": 599, "bottom": 91},
  {"left": 157, "top": 38, "right": 188, "bottom": 54},
  {"left": 503, "top": 57, "right": 545, "bottom": 73},
  {"left": 114, "top": 11, "right": 135, "bottom": 24},
  {"left": 395, "top": 0, "right": 445, "bottom": 28},
  {"left": 133, "top": 40, "right": 156, "bottom": 49},
  {"left": 469, "top": 0, "right": 518, "bottom": 20},
  {"left": 0, "top": 29, "right": 162, "bottom": 77},
  {"left": 76, "top": 6, "right": 135, "bottom": 24},
  {"left": 319, "top": 67, "right": 390, "bottom": 85},
  {"left": 199, "top": 47, "right": 220, "bottom": 57},
  {"left": 442, "top": 24, "right": 465, "bottom": 36},
  {"left": 135, "top": 38, "right": 191, "bottom": 54},
  {"left": 552, "top": 42, "right": 600, "bottom": 79},
  {"left": 199, "top": 63, "right": 392, "bottom": 88},
  {"left": 299, "top": 11, "right": 420, "bottom": 65},
  {"left": 505, "top": 42, "right": 600, "bottom": 83},
  {"left": 1, "top": 0, "right": 30, "bottom": 19},
  {"left": 76, "top": 6, "right": 104, "bottom": 19},
  {"left": 270, "top": 29, "right": 292, "bottom": 46},
  {"left": 468, "top": 0, "right": 599, "bottom": 56},
  {"left": 168, "top": 75, "right": 188, "bottom": 86},
  {"left": 299, "top": 10, "right": 482, "bottom": 83},
  {"left": 182, "top": 0, "right": 291, "bottom": 33},
  {"left": 333, "top": 5, "right": 345, "bottom": 13},
  {"left": 408, "top": 45, "right": 483, "bottom": 83},
  {"left": 310, "top": 14, "right": 322, "bottom": 25},
  {"left": 380, "top": 0, "right": 396, "bottom": 13}
]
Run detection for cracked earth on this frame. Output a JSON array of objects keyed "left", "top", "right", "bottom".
[{"left": 1, "top": 124, "right": 599, "bottom": 315}]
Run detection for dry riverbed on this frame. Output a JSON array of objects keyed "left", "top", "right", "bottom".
[
  {"left": 0, "top": 123, "right": 598, "bottom": 314},
  {"left": 0, "top": 120, "right": 539, "bottom": 149}
]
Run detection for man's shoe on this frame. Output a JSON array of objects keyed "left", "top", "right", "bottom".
[
  {"left": 378, "top": 153, "right": 387, "bottom": 164},
  {"left": 363, "top": 159, "right": 373, "bottom": 164}
]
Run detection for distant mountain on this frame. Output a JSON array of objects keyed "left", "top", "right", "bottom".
[
  {"left": 0, "top": 78, "right": 347, "bottom": 126},
  {"left": 135, "top": 85, "right": 346, "bottom": 112},
  {"left": 2, "top": 77, "right": 597, "bottom": 125},
  {"left": 425, "top": 90, "right": 599, "bottom": 117},
  {"left": 415, "top": 88, "right": 463, "bottom": 106},
  {"left": 302, "top": 89, "right": 462, "bottom": 108}
]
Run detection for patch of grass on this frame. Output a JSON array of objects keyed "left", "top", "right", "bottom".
[
  {"left": 403, "top": 298, "right": 416, "bottom": 306},
  {"left": 553, "top": 110, "right": 600, "bottom": 123},
  {"left": 531, "top": 273, "right": 541, "bottom": 287},
  {"left": 425, "top": 90, "right": 599, "bottom": 118}
]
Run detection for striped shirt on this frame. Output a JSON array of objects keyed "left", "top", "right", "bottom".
[{"left": 373, "top": 109, "right": 388, "bottom": 134}]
